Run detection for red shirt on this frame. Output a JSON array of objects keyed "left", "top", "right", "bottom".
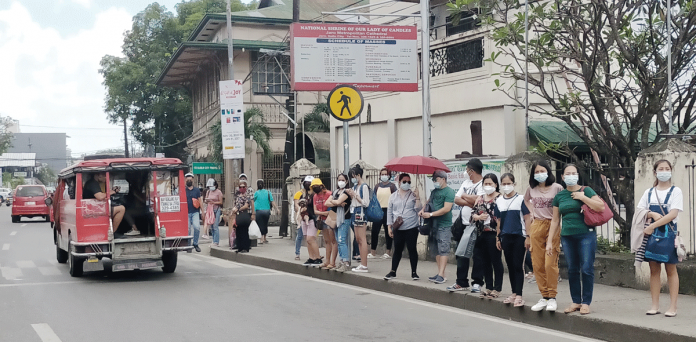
[{"left": 313, "top": 190, "right": 332, "bottom": 219}]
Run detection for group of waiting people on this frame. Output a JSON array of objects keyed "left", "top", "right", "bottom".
[{"left": 294, "top": 158, "right": 683, "bottom": 317}]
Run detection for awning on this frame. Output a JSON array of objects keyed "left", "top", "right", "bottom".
[{"left": 528, "top": 120, "right": 664, "bottom": 152}]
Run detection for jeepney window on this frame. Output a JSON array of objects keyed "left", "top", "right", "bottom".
[
  {"left": 63, "top": 177, "right": 76, "bottom": 200},
  {"left": 109, "top": 172, "right": 130, "bottom": 194},
  {"left": 153, "top": 171, "right": 178, "bottom": 196}
]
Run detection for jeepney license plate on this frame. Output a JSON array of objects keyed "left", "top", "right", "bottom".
[
  {"left": 122, "top": 243, "right": 153, "bottom": 254},
  {"left": 26, "top": 202, "right": 35, "bottom": 206}
]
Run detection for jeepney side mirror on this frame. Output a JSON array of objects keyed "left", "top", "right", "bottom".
[{"left": 45, "top": 197, "right": 53, "bottom": 206}]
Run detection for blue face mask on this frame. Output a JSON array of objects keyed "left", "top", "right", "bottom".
[{"left": 351, "top": 178, "right": 357, "bottom": 184}]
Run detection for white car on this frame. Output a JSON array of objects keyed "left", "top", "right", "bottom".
[{"left": 0, "top": 188, "right": 10, "bottom": 202}]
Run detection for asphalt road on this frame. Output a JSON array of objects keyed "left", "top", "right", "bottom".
[{"left": 0, "top": 206, "right": 600, "bottom": 342}]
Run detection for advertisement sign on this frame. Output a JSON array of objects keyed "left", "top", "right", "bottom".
[
  {"left": 290, "top": 23, "right": 418, "bottom": 92},
  {"left": 192, "top": 162, "right": 223, "bottom": 175},
  {"left": 14, "top": 172, "right": 27, "bottom": 178},
  {"left": 219, "top": 80, "right": 245, "bottom": 159}
]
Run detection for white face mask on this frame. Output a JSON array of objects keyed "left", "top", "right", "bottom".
[
  {"left": 209, "top": 186, "right": 216, "bottom": 191},
  {"left": 381, "top": 175, "right": 389, "bottom": 182},
  {"left": 656, "top": 171, "right": 672, "bottom": 182},
  {"left": 400, "top": 182, "right": 411, "bottom": 191},
  {"left": 564, "top": 175, "right": 579, "bottom": 187},
  {"left": 534, "top": 172, "right": 548, "bottom": 183},
  {"left": 337, "top": 181, "right": 346, "bottom": 189},
  {"left": 501, "top": 185, "right": 514, "bottom": 195},
  {"left": 483, "top": 186, "right": 496, "bottom": 195}
]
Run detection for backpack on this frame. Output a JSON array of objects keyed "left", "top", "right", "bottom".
[{"left": 363, "top": 184, "right": 384, "bottom": 223}]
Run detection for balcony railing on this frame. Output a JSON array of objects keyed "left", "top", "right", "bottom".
[{"left": 430, "top": 38, "right": 484, "bottom": 77}]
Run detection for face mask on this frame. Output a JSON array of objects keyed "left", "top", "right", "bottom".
[
  {"left": 483, "top": 186, "right": 496, "bottom": 195},
  {"left": 186, "top": 180, "right": 193, "bottom": 187},
  {"left": 381, "top": 175, "right": 389, "bottom": 182},
  {"left": 656, "top": 171, "right": 672, "bottom": 182},
  {"left": 463, "top": 170, "right": 471, "bottom": 181},
  {"left": 337, "top": 181, "right": 346, "bottom": 189},
  {"left": 564, "top": 175, "right": 579, "bottom": 187},
  {"left": 312, "top": 187, "right": 321, "bottom": 193},
  {"left": 501, "top": 185, "right": 514, "bottom": 195},
  {"left": 303, "top": 182, "right": 310, "bottom": 190},
  {"left": 400, "top": 182, "right": 411, "bottom": 191},
  {"left": 209, "top": 186, "right": 216, "bottom": 191},
  {"left": 351, "top": 178, "right": 358, "bottom": 184},
  {"left": 534, "top": 172, "right": 548, "bottom": 183}
]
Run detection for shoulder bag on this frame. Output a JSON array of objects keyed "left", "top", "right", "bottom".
[
  {"left": 418, "top": 193, "right": 434, "bottom": 236},
  {"left": 365, "top": 184, "right": 385, "bottom": 223},
  {"left": 391, "top": 192, "right": 412, "bottom": 230},
  {"left": 580, "top": 186, "right": 613, "bottom": 226},
  {"left": 644, "top": 188, "right": 678, "bottom": 263}
]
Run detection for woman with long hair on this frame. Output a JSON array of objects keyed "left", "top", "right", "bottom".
[
  {"left": 470, "top": 173, "right": 503, "bottom": 298},
  {"left": 325, "top": 174, "right": 352, "bottom": 272},
  {"left": 253, "top": 179, "right": 276, "bottom": 244},
  {"left": 348, "top": 166, "right": 370, "bottom": 273},
  {"left": 370, "top": 168, "right": 397, "bottom": 259}
]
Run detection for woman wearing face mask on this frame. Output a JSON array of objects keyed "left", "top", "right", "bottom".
[
  {"left": 370, "top": 168, "right": 398, "bottom": 259},
  {"left": 312, "top": 179, "right": 336, "bottom": 269},
  {"left": 384, "top": 173, "right": 422, "bottom": 280},
  {"left": 253, "top": 179, "right": 276, "bottom": 244},
  {"left": 547, "top": 164, "right": 604, "bottom": 315},
  {"left": 470, "top": 174, "right": 503, "bottom": 298},
  {"left": 347, "top": 166, "right": 371, "bottom": 273},
  {"left": 325, "top": 174, "right": 352, "bottom": 272},
  {"left": 524, "top": 160, "right": 563, "bottom": 312},
  {"left": 635, "top": 160, "right": 683, "bottom": 317},
  {"left": 495, "top": 173, "right": 532, "bottom": 307},
  {"left": 232, "top": 180, "right": 255, "bottom": 253},
  {"left": 204, "top": 179, "right": 224, "bottom": 247}
]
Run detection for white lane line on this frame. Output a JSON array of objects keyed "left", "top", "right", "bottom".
[
  {"left": 21, "top": 224, "right": 27, "bottom": 227},
  {"left": 225, "top": 261, "right": 599, "bottom": 342},
  {"left": 10, "top": 231, "right": 16, "bottom": 236},
  {"left": 2, "top": 244, "right": 9, "bottom": 250},
  {"left": 38, "top": 267, "right": 62, "bottom": 276},
  {"left": 17, "top": 260, "right": 37, "bottom": 268},
  {"left": 31, "top": 323, "right": 62, "bottom": 342}
]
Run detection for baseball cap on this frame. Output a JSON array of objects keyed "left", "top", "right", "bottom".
[
  {"left": 303, "top": 175, "right": 315, "bottom": 183},
  {"left": 466, "top": 158, "right": 484, "bottom": 174},
  {"left": 432, "top": 170, "right": 448, "bottom": 180},
  {"left": 310, "top": 178, "right": 323, "bottom": 186},
  {"left": 184, "top": 173, "right": 194, "bottom": 178},
  {"left": 239, "top": 173, "right": 248, "bottom": 179}
]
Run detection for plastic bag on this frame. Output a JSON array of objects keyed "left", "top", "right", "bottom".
[{"left": 249, "top": 220, "right": 262, "bottom": 239}]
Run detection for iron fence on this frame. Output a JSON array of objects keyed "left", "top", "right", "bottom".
[
  {"left": 430, "top": 38, "right": 484, "bottom": 77},
  {"left": 262, "top": 153, "right": 284, "bottom": 225}
]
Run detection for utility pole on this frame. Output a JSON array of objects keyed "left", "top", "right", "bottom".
[
  {"left": 667, "top": 0, "right": 674, "bottom": 134},
  {"left": 123, "top": 118, "right": 130, "bottom": 158},
  {"left": 420, "top": 0, "right": 431, "bottom": 157},
  {"left": 524, "top": 0, "right": 530, "bottom": 148},
  {"left": 226, "top": 0, "right": 242, "bottom": 203}
]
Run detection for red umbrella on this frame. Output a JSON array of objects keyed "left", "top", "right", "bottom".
[{"left": 384, "top": 155, "right": 451, "bottom": 175}]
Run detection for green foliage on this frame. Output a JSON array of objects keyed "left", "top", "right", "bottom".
[
  {"left": 301, "top": 103, "right": 330, "bottom": 133},
  {"left": 0, "top": 116, "right": 15, "bottom": 155},
  {"left": 2, "top": 172, "right": 11, "bottom": 187},
  {"left": 597, "top": 236, "right": 630, "bottom": 254},
  {"left": 35, "top": 167, "right": 56, "bottom": 187},
  {"left": 209, "top": 107, "right": 272, "bottom": 164},
  {"left": 10, "top": 177, "right": 24, "bottom": 190},
  {"left": 176, "top": 0, "right": 254, "bottom": 40}
]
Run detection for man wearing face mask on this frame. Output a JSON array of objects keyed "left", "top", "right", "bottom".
[
  {"left": 420, "top": 170, "right": 455, "bottom": 284},
  {"left": 370, "top": 168, "right": 398, "bottom": 259},
  {"left": 447, "top": 158, "right": 486, "bottom": 292},
  {"left": 185, "top": 173, "right": 202, "bottom": 252}
]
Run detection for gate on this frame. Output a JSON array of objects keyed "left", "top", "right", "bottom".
[{"left": 262, "top": 153, "right": 284, "bottom": 225}]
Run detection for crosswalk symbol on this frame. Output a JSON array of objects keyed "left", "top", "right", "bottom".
[{"left": 327, "top": 85, "right": 364, "bottom": 122}]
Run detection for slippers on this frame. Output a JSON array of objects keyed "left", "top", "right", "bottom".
[
  {"left": 645, "top": 310, "right": 660, "bottom": 315},
  {"left": 665, "top": 312, "right": 677, "bottom": 317},
  {"left": 564, "top": 304, "right": 581, "bottom": 314}
]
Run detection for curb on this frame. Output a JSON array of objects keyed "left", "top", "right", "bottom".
[{"left": 210, "top": 247, "right": 692, "bottom": 342}]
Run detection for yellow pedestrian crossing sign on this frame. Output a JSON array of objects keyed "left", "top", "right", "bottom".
[{"left": 327, "top": 85, "right": 364, "bottom": 122}]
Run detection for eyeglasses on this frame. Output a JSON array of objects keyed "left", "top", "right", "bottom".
[{"left": 401, "top": 181, "right": 411, "bottom": 184}]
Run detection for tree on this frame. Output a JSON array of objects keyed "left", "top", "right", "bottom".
[
  {"left": 300, "top": 103, "right": 330, "bottom": 133},
  {"left": 209, "top": 107, "right": 273, "bottom": 164},
  {"left": 0, "top": 116, "right": 15, "bottom": 155},
  {"left": 35, "top": 167, "right": 56, "bottom": 187},
  {"left": 448, "top": 0, "right": 696, "bottom": 246},
  {"left": 175, "top": 0, "right": 255, "bottom": 40}
]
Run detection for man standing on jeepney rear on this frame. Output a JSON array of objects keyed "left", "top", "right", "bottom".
[
  {"left": 83, "top": 173, "right": 139, "bottom": 236},
  {"left": 185, "top": 173, "right": 202, "bottom": 252}
]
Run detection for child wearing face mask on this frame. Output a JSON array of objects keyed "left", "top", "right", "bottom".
[{"left": 370, "top": 168, "right": 398, "bottom": 259}]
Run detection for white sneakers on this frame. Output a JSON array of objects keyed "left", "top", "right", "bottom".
[
  {"left": 530, "top": 298, "right": 557, "bottom": 312},
  {"left": 352, "top": 265, "right": 369, "bottom": 273}
]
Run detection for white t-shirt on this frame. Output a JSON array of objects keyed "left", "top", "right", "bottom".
[
  {"left": 637, "top": 186, "right": 683, "bottom": 224},
  {"left": 455, "top": 179, "right": 484, "bottom": 225}
]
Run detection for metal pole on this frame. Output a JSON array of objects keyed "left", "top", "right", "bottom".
[
  {"left": 667, "top": 0, "right": 673, "bottom": 134},
  {"left": 524, "top": 0, "right": 530, "bottom": 149},
  {"left": 302, "top": 113, "right": 305, "bottom": 159},
  {"left": 420, "top": 0, "right": 431, "bottom": 157},
  {"left": 359, "top": 112, "right": 362, "bottom": 160},
  {"left": 343, "top": 122, "right": 349, "bottom": 175},
  {"left": 294, "top": 91, "right": 298, "bottom": 161},
  {"left": 123, "top": 118, "right": 129, "bottom": 158}
]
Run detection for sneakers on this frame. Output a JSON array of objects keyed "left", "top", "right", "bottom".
[
  {"left": 194, "top": 245, "right": 201, "bottom": 253},
  {"left": 381, "top": 253, "right": 391, "bottom": 259},
  {"left": 311, "top": 259, "right": 323, "bottom": 267},
  {"left": 352, "top": 265, "right": 369, "bottom": 273},
  {"left": 367, "top": 253, "right": 376, "bottom": 259},
  {"left": 446, "top": 283, "right": 467, "bottom": 292},
  {"left": 531, "top": 298, "right": 548, "bottom": 312},
  {"left": 384, "top": 271, "right": 396, "bottom": 280},
  {"left": 302, "top": 258, "right": 315, "bottom": 266},
  {"left": 546, "top": 298, "right": 558, "bottom": 312},
  {"left": 124, "top": 229, "right": 140, "bottom": 236},
  {"left": 334, "top": 263, "right": 347, "bottom": 272},
  {"left": 428, "top": 275, "right": 439, "bottom": 282},
  {"left": 411, "top": 272, "right": 420, "bottom": 280},
  {"left": 432, "top": 275, "right": 447, "bottom": 284},
  {"left": 528, "top": 275, "right": 537, "bottom": 283},
  {"left": 471, "top": 284, "right": 481, "bottom": 293}
]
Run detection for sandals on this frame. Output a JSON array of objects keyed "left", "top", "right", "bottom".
[
  {"left": 503, "top": 294, "right": 516, "bottom": 304},
  {"left": 294, "top": 255, "right": 300, "bottom": 261},
  {"left": 665, "top": 312, "right": 677, "bottom": 317},
  {"left": 513, "top": 297, "right": 525, "bottom": 307},
  {"left": 481, "top": 290, "right": 499, "bottom": 299},
  {"left": 322, "top": 264, "right": 336, "bottom": 270},
  {"left": 318, "top": 263, "right": 329, "bottom": 268},
  {"left": 480, "top": 289, "right": 491, "bottom": 299},
  {"left": 564, "top": 304, "right": 581, "bottom": 314}
]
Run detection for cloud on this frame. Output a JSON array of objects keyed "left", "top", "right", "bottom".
[
  {"left": 0, "top": 2, "right": 134, "bottom": 155},
  {"left": 70, "top": 0, "right": 92, "bottom": 8}
]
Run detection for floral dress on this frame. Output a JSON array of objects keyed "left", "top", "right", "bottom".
[
  {"left": 471, "top": 195, "right": 499, "bottom": 235},
  {"left": 234, "top": 190, "right": 253, "bottom": 213}
]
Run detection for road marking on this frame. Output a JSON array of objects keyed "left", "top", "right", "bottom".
[
  {"left": 17, "top": 260, "right": 37, "bottom": 268},
  {"left": 225, "top": 261, "right": 599, "bottom": 342},
  {"left": 1, "top": 267, "right": 23, "bottom": 280},
  {"left": 38, "top": 267, "right": 62, "bottom": 276},
  {"left": 2, "top": 244, "right": 8, "bottom": 250},
  {"left": 10, "top": 231, "right": 16, "bottom": 236},
  {"left": 21, "top": 224, "right": 27, "bottom": 227},
  {"left": 31, "top": 323, "right": 62, "bottom": 342}
]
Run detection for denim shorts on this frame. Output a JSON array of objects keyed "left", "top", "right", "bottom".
[
  {"left": 435, "top": 226, "right": 453, "bottom": 256},
  {"left": 351, "top": 207, "right": 367, "bottom": 226}
]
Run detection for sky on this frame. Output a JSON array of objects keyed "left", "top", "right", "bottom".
[{"left": 0, "top": 0, "right": 252, "bottom": 158}]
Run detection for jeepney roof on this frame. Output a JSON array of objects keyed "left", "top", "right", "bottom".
[{"left": 58, "top": 158, "right": 186, "bottom": 179}]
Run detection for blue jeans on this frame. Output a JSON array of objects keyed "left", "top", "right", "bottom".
[
  {"left": 561, "top": 230, "right": 597, "bottom": 305},
  {"left": 211, "top": 208, "right": 221, "bottom": 244},
  {"left": 295, "top": 226, "right": 304, "bottom": 256},
  {"left": 337, "top": 219, "right": 352, "bottom": 262},
  {"left": 188, "top": 212, "right": 200, "bottom": 246}
]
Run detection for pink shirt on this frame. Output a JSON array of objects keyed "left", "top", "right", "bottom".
[
  {"left": 524, "top": 183, "right": 563, "bottom": 220},
  {"left": 205, "top": 189, "right": 223, "bottom": 210}
]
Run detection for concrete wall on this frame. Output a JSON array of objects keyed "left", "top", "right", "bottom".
[{"left": 8, "top": 133, "right": 67, "bottom": 175}]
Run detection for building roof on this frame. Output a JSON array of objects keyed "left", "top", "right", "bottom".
[
  {"left": 0, "top": 153, "right": 36, "bottom": 167},
  {"left": 528, "top": 120, "right": 664, "bottom": 152}
]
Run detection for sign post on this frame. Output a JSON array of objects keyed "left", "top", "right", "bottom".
[
  {"left": 192, "top": 162, "right": 223, "bottom": 175},
  {"left": 327, "top": 85, "right": 364, "bottom": 174},
  {"left": 219, "top": 80, "right": 245, "bottom": 160}
]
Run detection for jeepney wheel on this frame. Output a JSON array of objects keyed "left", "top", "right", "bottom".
[
  {"left": 45, "top": 215, "right": 50, "bottom": 223},
  {"left": 68, "top": 240, "right": 84, "bottom": 277},
  {"left": 11, "top": 215, "right": 19, "bottom": 223},
  {"left": 56, "top": 243, "right": 68, "bottom": 264},
  {"left": 161, "top": 251, "right": 178, "bottom": 273}
]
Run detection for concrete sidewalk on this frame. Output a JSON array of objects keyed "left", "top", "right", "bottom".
[{"left": 208, "top": 225, "right": 695, "bottom": 342}]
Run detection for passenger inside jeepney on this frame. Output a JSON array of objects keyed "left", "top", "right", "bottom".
[
  {"left": 83, "top": 173, "right": 139, "bottom": 236},
  {"left": 121, "top": 171, "right": 155, "bottom": 237}
]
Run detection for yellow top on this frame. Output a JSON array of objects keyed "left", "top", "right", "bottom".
[
  {"left": 376, "top": 187, "right": 392, "bottom": 208},
  {"left": 293, "top": 190, "right": 303, "bottom": 200}
]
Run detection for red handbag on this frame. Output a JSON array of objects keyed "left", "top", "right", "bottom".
[{"left": 580, "top": 187, "right": 613, "bottom": 226}]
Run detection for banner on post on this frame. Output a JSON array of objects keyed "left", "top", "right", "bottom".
[{"left": 219, "top": 80, "right": 245, "bottom": 160}]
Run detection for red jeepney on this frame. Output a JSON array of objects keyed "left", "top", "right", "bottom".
[{"left": 53, "top": 158, "right": 193, "bottom": 276}]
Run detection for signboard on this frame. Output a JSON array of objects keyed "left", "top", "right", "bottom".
[
  {"left": 327, "top": 85, "right": 364, "bottom": 122},
  {"left": 192, "top": 162, "right": 223, "bottom": 175},
  {"left": 14, "top": 172, "right": 27, "bottom": 178},
  {"left": 155, "top": 153, "right": 165, "bottom": 158},
  {"left": 219, "top": 79, "right": 245, "bottom": 159},
  {"left": 159, "top": 195, "right": 181, "bottom": 213},
  {"left": 290, "top": 23, "right": 418, "bottom": 92}
]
